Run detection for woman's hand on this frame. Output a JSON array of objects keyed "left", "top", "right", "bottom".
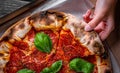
[{"left": 83, "top": 0, "right": 116, "bottom": 41}]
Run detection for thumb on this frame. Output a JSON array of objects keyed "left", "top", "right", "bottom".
[{"left": 84, "top": 13, "right": 106, "bottom": 31}]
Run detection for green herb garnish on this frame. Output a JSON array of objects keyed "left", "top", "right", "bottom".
[
  {"left": 34, "top": 32, "right": 52, "bottom": 53},
  {"left": 17, "top": 68, "right": 35, "bottom": 73},
  {"left": 41, "top": 60, "right": 62, "bottom": 73},
  {"left": 69, "top": 58, "right": 94, "bottom": 73}
]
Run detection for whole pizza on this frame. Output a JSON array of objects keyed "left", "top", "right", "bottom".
[{"left": 0, "top": 10, "right": 112, "bottom": 73}]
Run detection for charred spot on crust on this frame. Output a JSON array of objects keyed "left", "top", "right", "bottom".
[
  {"left": 46, "top": 17, "right": 55, "bottom": 25},
  {"left": 101, "top": 52, "right": 108, "bottom": 59},
  {"left": 39, "top": 11, "right": 53, "bottom": 25},
  {"left": 93, "top": 41, "right": 102, "bottom": 49},
  {"left": 90, "top": 31, "right": 97, "bottom": 38},
  {"left": 8, "top": 28, "right": 15, "bottom": 38},
  {"left": 0, "top": 53, "right": 4, "bottom": 56},
  {"left": 5, "top": 51, "right": 9, "bottom": 54},
  {"left": 40, "top": 11, "right": 65, "bottom": 25},
  {"left": 93, "top": 41, "right": 103, "bottom": 54},
  {"left": 40, "top": 11, "right": 48, "bottom": 18},
  {"left": 19, "top": 23, "right": 25, "bottom": 29},
  {"left": 47, "top": 11, "right": 56, "bottom": 14},
  {"left": 56, "top": 13, "right": 65, "bottom": 20},
  {"left": 30, "top": 10, "right": 67, "bottom": 26},
  {"left": 57, "top": 14, "right": 64, "bottom": 18},
  {"left": 42, "top": 11, "right": 65, "bottom": 18},
  {"left": 1, "top": 28, "right": 15, "bottom": 41},
  {"left": 2, "top": 36, "right": 9, "bottom": 41},
  {"left": 105, "top": 69, "right": 111, "bottom": 73}
]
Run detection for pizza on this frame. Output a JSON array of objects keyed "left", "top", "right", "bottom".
[{"left": 0, "top": 10, "right": 112, "bottom": 73}]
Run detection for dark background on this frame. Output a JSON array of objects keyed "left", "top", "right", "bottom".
[{"left": 0, "top": 0, "right": 31, "bottom": 18}]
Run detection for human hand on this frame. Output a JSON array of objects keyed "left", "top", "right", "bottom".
[{"left": 83, "top": 0, "right": 116, "bottom": 41}]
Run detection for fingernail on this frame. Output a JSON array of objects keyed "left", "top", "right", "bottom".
[{"left": 84, "top": 25, "right": 92, "bottom": 31}]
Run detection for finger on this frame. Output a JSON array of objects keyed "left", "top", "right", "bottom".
[
  {"left": 99, "top": 25, "right": 113, "bottom": 41},
  {"left": 84, "top": 13, "right": 106, "bottom": 31},
  {"left": 94, "top": 21, "right": 106, "bottom": 33},
  {"left": 83, "top": 10, "right": 92, "bottom": 23},
  {"left": 99, "top": 16, "right": 114, "bottom": 40},
  {"left": 83, "top": 10, "right": 91, "bottom": 18},
  {"left": 84, "top": 0, "right": 113, "bottom": 32}
]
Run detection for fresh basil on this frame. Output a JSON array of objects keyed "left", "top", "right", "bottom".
[
  {"left": 69, "top": 58, "right": 94, "bottom": 73},
  {"left": 40, "top": 68, "right": 53, "bottom": 73},
  {"left": 50, "top": 60, "right": 62, "bottom": 72},
  {"left": 41, "top": 60, "right": 62, "bottom": 73},
  {"left": 17, "top": 68, "right": 35, "bottom": 73},
  {"left": 34, "top": 32, "right": 52, "bottom": 53}
]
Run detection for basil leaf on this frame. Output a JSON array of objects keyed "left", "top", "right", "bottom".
[
  {"left": 17, "top": 68, "right": 35, "bottom": 73},
  {"left": 50, "top": 60, "right": 62, "bottom": 72},
  {"left": 69, "top": 58, "right": 94, "bottom": 73},
  {"left": 41, "top": 60, "right": 62, "bottom": 73},
  {"left": 41, "top": 68, "right": 52, "bottom": 73},
  {"left": 34, "top": 32, "right": 52, "bottom": 53}
]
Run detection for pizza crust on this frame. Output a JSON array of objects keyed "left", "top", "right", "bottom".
[
  {"left": 0, "top": 41, "right": 12, "bottom": 73},
  {"left": 29, "top": 11, "right": 105, "bottom": 55},
  {"left": 96, "top": 56, "right": 112, "bottom": 73},
  {"left": 63, "top": 14, "right": 105, "bottom": 55},
  {"left": 0, "top": 18, "right": 32, "bottom": 73},
  {"left": 0, "top": 18, "right": 32, "bottom": 43},
  {"left": 29, "top": 10, "right": 68, "bottom": 31}
]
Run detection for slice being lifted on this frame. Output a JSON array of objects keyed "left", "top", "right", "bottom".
[{"left": 0, "top": 10, "right": 112, "bottom": 73}]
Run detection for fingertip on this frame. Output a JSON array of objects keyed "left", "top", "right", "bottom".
[
  {"left": 83, "top": 14, "right": 86, "bottom": 18},
  {"left": 84, "top": 24, "right": 93, "bottom": 31}
]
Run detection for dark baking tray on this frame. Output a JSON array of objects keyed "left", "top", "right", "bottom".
[{"left": 0, "top": 0, "right": 48, "bottom": 36}]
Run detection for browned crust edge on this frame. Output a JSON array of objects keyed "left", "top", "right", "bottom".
[{"left": 0, "top": 18, "right": 25, "bottom": 42}]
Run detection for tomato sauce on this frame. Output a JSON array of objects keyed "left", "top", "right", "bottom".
[
  {"left": 5, "top": 29, "right": 97, "bottom": 73},
  {"left": 13, "top": 41, "right": 29, "bottom": 51},
  {"left": 5, "top": 47, "right": 25, "bottom": 73},
  {"left": 83, "top": 55, "right": 96, "bottom": 64},
  {"left": 41, "top": 30, "right": 59, "bottom": 49},
  {"left": 58, "top": 30, "right": 74, "bottom": 47},
  {"left": 27, "top": 28, "right": 35, "bottom": 42}
]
